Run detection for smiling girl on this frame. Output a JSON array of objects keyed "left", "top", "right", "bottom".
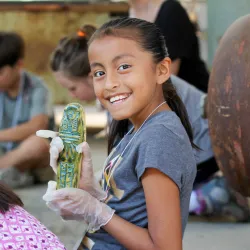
[{"left": 43, "top": 17, "right": 197, "bottom": 250}]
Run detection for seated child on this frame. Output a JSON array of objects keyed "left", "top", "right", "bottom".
[
  {"left": 0, "top": 32, "right": 54, "bottom": 188},
  {"left": 0, "top": 181, "right": 66, "bottom": 250}
]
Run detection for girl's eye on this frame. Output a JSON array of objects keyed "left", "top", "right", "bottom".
[
  {"left": 118, "top": 64, "right": 131, "bottom": 71},
  {"left": 94, "top": 71, "right": 105, "bottom": 77}
]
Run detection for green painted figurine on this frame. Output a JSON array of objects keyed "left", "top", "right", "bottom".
[{"left": 57, "top": 103, "right": 86, "bottom": 189}]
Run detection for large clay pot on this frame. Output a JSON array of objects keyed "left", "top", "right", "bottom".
[{"left": 208, "top": 14, "right": 250, "bottom": 197}]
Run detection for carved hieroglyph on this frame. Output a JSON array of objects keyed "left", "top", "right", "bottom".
[{"left": 57, "top": 103, "right": 86, "bottom": 189}]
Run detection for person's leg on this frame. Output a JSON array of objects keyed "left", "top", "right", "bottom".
[
  {"left": 190, "top": 176, "right": 250, "bottom": 222},
  {"left": 190, "top": 157, "right": 250, "bottom": 222},
  {"left": 189, "top": 157, "right": 218, "bottom": 212},
  {"left": 0, "top": 135, "right": 54, "bottom": 188},
  {"left": 0, "top": 135, "right": 49, "bottom": 170}
]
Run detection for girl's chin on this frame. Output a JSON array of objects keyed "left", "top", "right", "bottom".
[{"left": 109, "top": 112, "right": 130, "bottom": 121}]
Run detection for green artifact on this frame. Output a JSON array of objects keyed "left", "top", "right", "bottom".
[{"left": 57, "top": 103, "right": 86, "bottom": 189}]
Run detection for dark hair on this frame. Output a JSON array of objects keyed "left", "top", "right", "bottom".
[
  {"left": 0, "top": 32, "right": 25, "bottom": 68},
  {"left": 89, "top": 17, "right": 198, "bottom": 153},
  {"left": 0, "top": 182, "right": 23, "bottom": 214},
  {"left": 50, "top": 25, "right": 96, "bottom": 78}
]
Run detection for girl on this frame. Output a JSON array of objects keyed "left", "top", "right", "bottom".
[
  {"left": 46, "top": 20, "right": 250, "bottom": 228},
  {"left": 0, "top": 182, "right": 66, "bottom": 250},
  {"left": 43, "top": 17, "right": 197, "bottom": 250},
  {"left": 50, "top": 25, "right": 97, "bottom": 103}
]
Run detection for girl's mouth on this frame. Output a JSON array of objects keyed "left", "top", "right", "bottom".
[{"left": 109, "top": 93, "right": 131, "bottom": 104}]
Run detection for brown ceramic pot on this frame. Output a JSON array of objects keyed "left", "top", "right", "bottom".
[{"left": 208, "top": 14, "right": 250, "bottom": 197}]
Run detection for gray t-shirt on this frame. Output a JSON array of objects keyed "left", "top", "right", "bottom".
[
  {"left": 0, "top": 70, "right": 53, "bottom": 151},
  {"left": 80, "top": 111, "right": 196, "bottom": 250}
]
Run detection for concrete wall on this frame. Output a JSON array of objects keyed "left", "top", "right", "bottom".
[
  {"left": 207, "top": 0, "right": 250, "bottom": 68},
  {"left": 0, "top": 10, "right": 109, "bottom": 104}
]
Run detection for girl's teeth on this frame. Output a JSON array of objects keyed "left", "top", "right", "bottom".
[{"left": 110, "top": 95, "right": 129, "bottom": 103}]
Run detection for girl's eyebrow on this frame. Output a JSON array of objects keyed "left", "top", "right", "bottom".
[
  {"left": 111, "top": 54, "right": 135, "bottom": 64},
  {"left": 90, "top": 62, "right": 103, "bottom": 70},
  {"left": 90, "top": 54, "right": 135, "bottom": 69}
]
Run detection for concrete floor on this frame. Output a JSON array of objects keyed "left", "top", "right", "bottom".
[{"left": 14, "top": 136, "right": 250, "bottom": 250}]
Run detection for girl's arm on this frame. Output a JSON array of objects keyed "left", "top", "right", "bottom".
[{"left": 103, "top": 168, "right": 182, "bottom": 250}]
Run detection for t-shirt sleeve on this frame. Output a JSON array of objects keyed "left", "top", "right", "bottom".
[
  {"left": 30, "top": 83, "right": 52, "bottom": 118},
  {"left": 135, "top": 125, "right": 189, "bottom": 190},
  {"left": 156, "top": 0, "right": 197, "bottom": 60}
]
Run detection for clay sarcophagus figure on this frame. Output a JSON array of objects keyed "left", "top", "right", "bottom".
[
  {"left": 57, "top": 103, "right": 86, "bottom": 189},
  {"left": 208, "top": 14, "right": 250, "bottom": 197}
]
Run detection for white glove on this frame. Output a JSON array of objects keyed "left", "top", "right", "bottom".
[
  {"left": 43, "top": 181, "right": 115, "bottom": 232},
  {"left": 36, "top": 130, "right": 106, "bottom": 201},
  {"left": 49, "top": 136, "right": 64, "bottom": 173},
  {"left": 76, "top": 141, "right": 107, "bottom": 201}
]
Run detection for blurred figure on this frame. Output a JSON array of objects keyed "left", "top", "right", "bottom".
[
  {"left": 0, "top": 181, "right": 66, "bottom": 249},
  {"left": 129, "top": 0, "right": 209, "bottom": 93},
  {"left": 50, "top": 25, "right": 106, "bottom": 138},
  {"left": 0, "top": 32, "right": 54, "bottom": 188},
  {"left": 50, "top": 25, "right": 96, "bottom": 102}
]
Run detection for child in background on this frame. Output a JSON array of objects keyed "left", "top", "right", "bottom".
[
  {"left": 43, "top": 17, "right": 197, "bottom": 250},
  {"left": 50, "top": 25, "right": 96, "bottom": 103},
  {"left": 0, "top": 32, "right": 54, "bottom": 188},
  {"left": 0, "top": 182, "right": 66, "bottom": 250}
]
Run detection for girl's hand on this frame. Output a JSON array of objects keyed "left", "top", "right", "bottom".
[
  {"left": 43, "top": 181, "right": 115, "bottom": 232},
  {"left": 51, "top": 137, "right": 107, "bottom": 201},
  {"left": 36, "top": 130, "right": 106, "bottom": 201}
]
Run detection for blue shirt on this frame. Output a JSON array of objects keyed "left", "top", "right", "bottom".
[{"left": 0, "top": 70, "right": 53, "bottom": 151}]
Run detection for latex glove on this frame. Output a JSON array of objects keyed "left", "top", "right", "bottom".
[
  {"left": 37, "top": 130, "right": 106, "bottom": 201},
  {"left": 43, "top": 181, "right": 115, "bottom": 232}
]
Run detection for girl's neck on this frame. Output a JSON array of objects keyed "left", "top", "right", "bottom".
[
  {"left": 129, "top": 0, "right": 165, "bottom": 22},
  {"left": 130, "top": 100, "right": 170, "bottom": 131}
]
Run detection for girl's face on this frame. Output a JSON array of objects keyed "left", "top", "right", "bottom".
[
  {"left": 88, "top": 36, "right": 170, "bottom": 128},
  {"left": 53, "top": 72, "right": 96, "bottom": 102}
]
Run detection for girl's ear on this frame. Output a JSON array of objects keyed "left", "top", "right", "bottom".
[{"left": 156, "top": 57, "right": 171, "bottom": 85}]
